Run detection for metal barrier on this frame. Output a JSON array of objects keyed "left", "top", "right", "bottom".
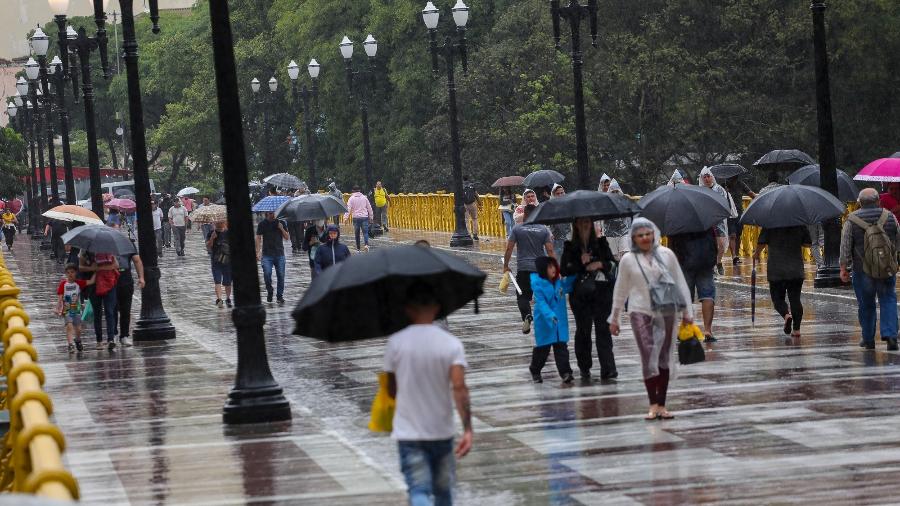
[{"left": 0, "top": 251, "right": 79, "bottom": 501}]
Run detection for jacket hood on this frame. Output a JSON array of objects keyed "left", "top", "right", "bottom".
[
  {"left": 608, "top": 179, "right": 622, "bottom": 194},
  {"left": 325, "top": 224, "right": 341, "bottom": 241},
  {"left": 598, "top": 173, "right": 611, "bottom": 192},
  {"left": 699, "top": 166, "right": 717, "bottom": 188},
  {"left": 629, "top": 217, "right": 662, "bottom": 252},
  {"left": 550, "top": 183, "right": 564, "bottom": 199}
]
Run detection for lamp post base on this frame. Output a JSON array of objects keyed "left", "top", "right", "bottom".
[
  {"left": 133, "top": 317, "right": 177, "bottom": 341},
  {"left": 223, "top": 385, "right": 292, "bottom": 425},
  {"left": 450, "top": 230, "right": 473, "bottom": 248},
  {"left": 813, "top": 265, "right": 843, "bottom": 288}
]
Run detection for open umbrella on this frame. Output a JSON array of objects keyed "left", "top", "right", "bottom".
[
  {"left": 854, "top": 158, "right": 900, "bottom": 183},
  {"left": 526, "top": 190, "right": 640, "bottom": 225},
  {"left": 61, "top": 225, "right": 136, "bottom": 255},
  {"left": 190, "top": 204, "right": 228, "bottom": 224},
  {"left": 276, "top": 194, "right": 347, "bottom": 223},
  {"left": 43, "top": 205, "right": 104, "bottom": 225},
  {"left": 292, "top": 245, "right": 486, "bottom": 341},
  {"left": 753, "top": 149, "right": 815, "bottom": 172},
  {"left": 522, "top": 169, "right": 565, "bottom": 188},
  {"left": 787, "top": 164, "right": 859, "bottom": 202},
  {"left": 176, "top": 186, "right": 200, "bottom": 197},
  {"left": 637, "top": 185, "right": 731, "bottom": 235},
  {"left": 105, "top": 198, "right": 137, "bottom": 212},
  {"left": 740, "top": 185, "right": 844, "bottom": 228},
  {"left": 708, "top": 163, "right": 747, "bottom": 180},
  {"left": 263, "top": 173, "right": 304, "bottom": 190},
  {"left": 251, "top": 195, "right": 291, "bottom": 213},
  {"left": 491, "top": 176, "right": 525, "bottom": 188}
]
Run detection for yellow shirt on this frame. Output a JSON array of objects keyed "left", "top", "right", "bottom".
[
  {"left": 374, "top": 187, "right": 388, "bottom": 208},
  {"left": 1, "top": 212, "right": 15, "bottom": 226}
]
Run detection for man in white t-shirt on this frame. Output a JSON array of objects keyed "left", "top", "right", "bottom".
[
  {"left": 168, "top": 199, "right": 189, "bottom": 256},
  {"left": 151, "top": 200, "right": 164, "bottom": 258},
  {"left": 384, "top": 283, "right": 472, "bottom": 505}
]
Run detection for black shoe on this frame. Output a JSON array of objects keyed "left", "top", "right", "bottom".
[
  {"left": 705, "top": 334, "right": 718, "bottom": 343},
  {"left": 860, "top": 340, "right": 876, "bottom": 350},
  {"left": 108, "top": 340, "right": 116, "bottom": 352},
  {"left": 225, "top": 298, "right": 232, "bottom": 308},
  {"left": 580, "top": 369, "right": 591, "bottom": 380},
  {"left": 888, "top": 338, "right": 898, "bottom": 351},
  {"left": 783, "top": 315, "right": 793, "bottom": 335},
  {"left": 562, "top": 373, "right": 574, "bottom": 384},
  {"left": 473, "top": 235, "right": 479, "bottom": 241},
  {"left": 74, "top": 338, "right": 83, "bottom": 352},
  {"left": 732, "top": 257, "right": 741, "bottom": 265},
  {"left": 716, "top": 262, "right": 724, "bottom": 275},
  {"left": 277, "top": 297, "right": 285, "bottom": 305},
  {"left": 601, "top": 370, "right": 619, "bottom": 380},
  {"left": 531, "top": 373, "right": 543, "bottom": 384},
  {"left": 267, "top": 290, "right": 273, "bottom": 303}
]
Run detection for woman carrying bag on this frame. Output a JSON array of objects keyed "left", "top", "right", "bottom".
[
  {"left": 498, "top": 187, "right": 517, "bottom": 238},
  {"left": 609, "top": 218, "right": 692, "bottom": 420},
  {"left": 561, "top": 217, "right": 618, "bottom": 380}
]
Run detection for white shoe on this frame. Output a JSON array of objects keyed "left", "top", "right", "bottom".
[
  {"left": 364, "top": 245, "right": 369, "bottom": 252},
  {"left": 119, "top": 336, "right": 132, "bottom": 347}
]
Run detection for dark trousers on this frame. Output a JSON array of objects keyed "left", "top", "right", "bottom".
[
  {"left": 769, "top": 278, "right": 803, "bottom": 331},
  {"left": 3, "top": 227, "right": 14, "bottom": 249},
  {"left": 289, "top": 222, "right": 304, "bottom": 252},
  {"left": 51, "top": 233, "right": 64, "bottom": 260},
  {"left": 90, "top": 288, "right": 118, "bottom": 343},
  {"left": 529, "top": 342, "right": 573, "bottom": 378},
  {"left": 571, "top": 290, "right": 616, "bottom": 375},
  {"left": 644, "top": 368, "right": 670, "bottom": 406},
  {"left": 515, "top": 270, "right": 534, "bottom": 321},
  {"left": 117, "top": 280, "right": 134, "bottom": 338}
]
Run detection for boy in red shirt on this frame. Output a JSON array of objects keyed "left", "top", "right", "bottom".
[{"left": 57, "top": 264, "right": 95, "bottom": 353}]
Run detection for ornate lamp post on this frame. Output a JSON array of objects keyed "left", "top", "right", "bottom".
[
  {"left": 49, "top": 0, "right": 71, "bottom": 77},
  {"left": 16, "top": 79, "right": 40, "bottom": 237},
  {"left": 32, "top": 28, "right": 62, "bottom": 204},
  {"left": 340, "top": 34, "right": 378, "bottom": 193},
  {"left": 25, "top": 57, "right": 50, "bottom": 222},
  {"left": 550, "top": 0, "right": 598, "bottom": 190},
  {"left": 287, "top": 59, "right": 320, "bottom": 191},
  {"left": 69, "top": 25, "right": 105, "bottom": 213},
  {"left": 207, "top": 0, "right": 292, "bottom": 425},
  {"left": 48, "top": 55, "right": 76, "bottom": 204},
  {"left": 422, "top": 1, "right": 473, "bottom": 247},
  {"left": 250, "top": 76, "right": 278, "bottom": 177}
]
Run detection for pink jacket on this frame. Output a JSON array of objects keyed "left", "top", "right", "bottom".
[{"left": 345, "top": 192, "right": 373, "bottom": 220}]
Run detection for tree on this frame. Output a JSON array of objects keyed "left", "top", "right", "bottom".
[{"left": 0, "top": 128, "right": 29, "bottom": 199}]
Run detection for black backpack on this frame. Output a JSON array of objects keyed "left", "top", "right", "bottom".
[{"left": 463, "top": 183, "right": 478, "bottom": 205}]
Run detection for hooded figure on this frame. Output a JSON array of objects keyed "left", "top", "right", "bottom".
[
  {"left": 603, "top": 179, "right": 632, "bottom": 258},
  {"left": 514, "top": 188, "right": 538, "bottom": 224},
  {"left": 314, "top": 224, "right": 351, "bottom": 273},
  {"left": 667, "top": 170, "right": 686, "bottom": 187},
  {"left": 548, "top": 183, "right": 571, "bottom": 259},
  {"left": 528, "top": 256, "right": 576, "bottom": 383},
  {"left": 598, "top": 174, "right": 612, "bottom": 192},
  {"left": 699, "top": 166, "right": 737, "bottom": 273}
]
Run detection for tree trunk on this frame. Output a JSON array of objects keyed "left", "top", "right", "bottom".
[
  {"left": 106, "top": 135, "right": 120, "bottom": 170},
  {"left": 166, "top": 152, "right": 187, "bottom": 194}
]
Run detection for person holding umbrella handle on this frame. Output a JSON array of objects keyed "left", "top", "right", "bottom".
[{"left": 256, "top": 212, "right": 290, "bottom": 304}]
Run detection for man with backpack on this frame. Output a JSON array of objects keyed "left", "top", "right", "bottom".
[
  {"left": 841, "top": 188, "right": 900, "bottom": 350},
  {"left": 668, "top": 228, "right": 720, "bottom": 342},
  {"left": 462, "top": 175, "right": 481, "bottom": 241}
]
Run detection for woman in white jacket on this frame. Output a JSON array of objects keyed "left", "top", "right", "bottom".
[{"left": 609, "top": 218, "right": 693, "bottom": 420}]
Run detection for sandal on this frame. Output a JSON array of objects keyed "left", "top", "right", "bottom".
[
  {"left": 644, "top": 409, "right": 659, "bottom": 421},
  {"left": 783, "top": 315, "right": 793, "bottom": 335},
  {"left": 658, "top": 409, "right": 675, "bottom": 420}
]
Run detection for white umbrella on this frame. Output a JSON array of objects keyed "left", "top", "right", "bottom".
[{"left": 177, "top": 186, "right": 200, "bottom": 197}]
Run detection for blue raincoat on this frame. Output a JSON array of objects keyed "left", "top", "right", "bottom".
[{"left": 530, "top": 272, "right": 576, "bottom": 348}]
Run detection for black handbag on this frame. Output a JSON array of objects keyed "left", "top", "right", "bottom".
[
  {"left": 678, "top": 338, "right": 706, "bottom": 365},
  {"left": 574, "top": 273, "right": 596, "bottom": 301}
]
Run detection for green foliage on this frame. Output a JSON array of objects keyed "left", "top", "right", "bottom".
[{"left": 0, "top": 128, "right": 28, "bottom": 199}]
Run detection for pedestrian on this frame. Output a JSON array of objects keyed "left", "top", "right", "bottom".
[
  {"left": 384, "top": 281, "right": 473, "bottom": 505},
  {"left": 548, "top": 183, "right": 570, "bottom": 259},
  {"left": 699, "top": 167, "right": 734, "bottom": 275},
  {"left": 160, "top": 194, "right": 173, "bottom": 248},
  {"left": 754, "top": 225, "right": 811, "bottom": 338},
  {"left": 724, "top": 176, "right": 756, "bottom": 265},
  {"left": 115, "top": 245, "right": 145, "bottom": 347},
  {"left": 345, "top": 185, "right": 373, "bottom": 252},
  {"left": 168, "top": 198, "right": 189, "bottom": 256},
  {"left": 256, "top": 211, "right": 289, "bottom": 304},
  {"left": 56, "top": 264, "right": 95, "bottom": 353},
  {"left": 195, "top": 197, "right": 214, "bottom": 241},
  {"left": 328, "top": 181, "right": 344, "bottom": 225},
  {"left": 879, "top": 183, "right": 900, "bottom": 223},
  {"left": 598, "top": 173, "right": 611, "bottom": 192},
  {"left": 314, "top": 224, "right": 351, "bottom": 274},
  {"left": 503, "top": 204, "right": 555, "bottom": 334},
  {"left": 373, "top": 180, "right": 390, "bottom": 233},
  {"left": 758, "top": 171, "right": 782, "bottom": 195},
  {"left": 498, "top": 187, "right": 517, "bottom": 238},
  {"left": 808, "top": 223, "right": 825, "bottom": 269},
  {"left": 603, "top": 179, "right": 632, "bottom": 260},
  {"left": 462, "top": 175, "right": 481, "bottom": 240},
  {"left": 44, "top": 219, "right": 68, "bottom": 263},
  {"left": 529, "top": 256, "right": 576, "bottom": 384},
  {"left": 840, "top": 188, "right": 900, "bottom": 350},
  {"left": 207, "top": 220, "right": 233, "bottom": 308},
  {"left": 667, "top": 169, "right": 688, "bottom": 187},
  {"left": 2, "top": 206, "right": 18, "bottom": 251},
  {"left": 106, "top": 208, "right": 122, "bottom": 228},
  {"left": 535, "top": 186, "right": 552, "bottom": 203},
  {"left": 667, "top": 227, "right": 718, "bottom": 342},
  {"left": 80, "top": 251, "right": 120, "bottom": 351},
  {"left": 303, "top": 220, "right": 326, "bottom": 279},
  {"left": 151, "top": 200, "right": 164, "bottom": 257},
  {"left": 609, "top": 218, "right": 692, "bottom": 420},
  {"left": 561, "top": 217, "right": 618, "bottom": 380},
  {"left": 513, "top": 189, "right": 538, "bottom": 224}
]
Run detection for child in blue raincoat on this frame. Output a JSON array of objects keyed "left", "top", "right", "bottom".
[{"left": 529, "top": 256, "right": 576, "bottom": 384}]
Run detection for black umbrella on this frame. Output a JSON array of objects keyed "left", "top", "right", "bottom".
[
  {"left": 263, "top": 172, "right": 304, "bottom": 190},
  {"left": 522, "top": 169, "right": 565, "bottom": 188},
  {"left": 786, "top": 164, "right": 859, "bottom": 202},
  {"left": 526, "top": 190, "right": 640, "bottom": 225},
  {"left": 740, "top": 185, "right": 844, "bottom": 228},
  {"left": 276, "top": 194, "right": 348, "bottom": 222},
  {"left": 752, "top": 149, "right": 815, "bottom": 172},
  {"left": 637, "top": 185, "right": 731, "bottom": 235},
  {"left": 61, "top": 224, "right": 136, "bottom": 255},
  {"left": 292, "top": 245, "right": 486, "bottom": 341},
  {"left": 708, "top": 163, "right": 747, "bottom": 180}
]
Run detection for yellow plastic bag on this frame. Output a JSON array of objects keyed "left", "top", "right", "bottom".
[
  {"left": 499, "top": 271, "right": 510, "bottom": 293},
  {"left": 368, "top": 372, "right": 396, "bottom": 433},
  {"left": 678, "top": 322, "right": 705, "bottom": 342}
]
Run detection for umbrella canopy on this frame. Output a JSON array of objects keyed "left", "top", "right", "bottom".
[
  {"left": 891, "top": 152, "right": 900, "bottom": 159},
  {"left": 522, "top": 169, "right": 565, "bottom": 188},
  {"left": 251, "top": 195, "right": 291, "bottom": 213},
  {"left": 176, "top": 186, "right": 200, "bottom": 197},
  {"left": 263, "top": 173, "right": 304, "bottom": 190},
  {"left": 638, "top": 185, "right": 731, "bottom": 235},
  {"left": 105, "top": 198, "right": 137, "bottom": 212},
  {"left": 292, "top": 245, "right": 486, "bottom": 341},
  {"left": 787, "top": 164, "right": 859, "bottom": 202},
  {"left": 854, "top": 158, "right": 900, "bottom": 183},
  {"left": 43, "top": 205, "right": 104, "bottom": 225},
  {"left": 740, "top": 185, "right": 844, "bottom": 228},
  {"left": 61, "top": 225, "right": 136, "bottom": 255},
  {"left": 190, "top": 204, "right": 228, "bottom": 224},
  {"left": 276, "top": 194, "right": 348, "bottom": 223},
  {"left": 526, "top": 190, "right": 640, "bottom": 225},
  {"left": 708, "top": 163, "right": 747, "bottom": 180},
  {"left": 491, "top": 175, "right": 525, "bottom": 188},
  {"left": 753, "top": 149, "right": 816, "bottom": 172}
]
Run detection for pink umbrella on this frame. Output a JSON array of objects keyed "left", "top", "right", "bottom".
[
  {"left": 854, "top": 158, "right": 900, "bottom": 182},
  {"left": 106, "top": 198, "right": 137, "bottom": 212}
]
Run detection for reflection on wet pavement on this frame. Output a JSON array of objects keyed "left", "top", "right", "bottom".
[{"left": 7, "top": 228, "right": 900, "bottom": 505}]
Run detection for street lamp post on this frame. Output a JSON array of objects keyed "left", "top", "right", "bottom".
[
  {"left": 70, "top": 26, "right": 105, "bottom": 213},
  {"left": 17, "top": 78, "right": 40, "bottom": 237},
  {"left": 550, "top": 0, "right": 598, "bottom": 190},
  {"left": 250, "top": 76, "right": 278, "bottom": 178},
  {"left": 49, "top": 0, "right": 71, "bottom": 77},
  {"left": 340, "top": 34, "right": 378, "bottom": 193},
  {"left": 207, "top": 0, "right": 292, "bottom": 425},
  {"left": 32, "top": 28, "right": 62, "bottom": 204},
  {"left": 49, "top": 55, "right": 76, "bottom": 204},
  {"left": 25, "top": 59, "right": 50, "bottom": 223},
  {"left": 287, "top": 59, "right": 320, "bottom": 191},
  {"left": 422, "top": 1, "right": 473, "bottom": 247}
]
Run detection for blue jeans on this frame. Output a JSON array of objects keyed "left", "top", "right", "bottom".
[
  {"left": 398, "top": 439, "right": 455, "bottom": 506},
  {"left": 353, "top": 217, "right": 369, "bottom": 250},
  {"left": 90, "top": 288, "right": 118, "bottom": 343},
  {"left": 852, "top": 272, "right": 898, "bottom": 343},
  {"left": 501, "top": 211, "right": 514, "bottom": 239},
  {"left": 260, "top": 255, "right": 286, "bottom": 298}
]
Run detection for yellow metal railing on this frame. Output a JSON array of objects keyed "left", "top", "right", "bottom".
[{"left": 0, "top": 251, "right": 79, "bottom": 501}]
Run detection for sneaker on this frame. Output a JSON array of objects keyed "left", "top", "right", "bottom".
[
  {"left": 68, "top": 342, "right": 75, "bottom": 354},
  {"left": 580, "top": 369, "right": 591, "bottom": 380},
  {"left": 888, "top": 338, "right": 899, "bottom": 351},
  {"left": 267, "top": 290, "right": 273, "bottom": 303},
  {"left": 225, "top": 298, "right": 232, "bottom": 308},
  {"left": 531, "top": 373, "right": 543, "bottom": 384},
  {"left": 732, "top": 257, "right": 741, "bottom": 265},
  {"left": 364, "top": 245, "right": 369, "bottom": 252},
  {"left": 473, "top": 235, "right": 480, "bottom": 241},
  {"left": 705, "top": 334, "right": 719, "bottom": 343},
  {"left": 215, "top": 298, "right": 223, "bottom": 308},
  {"left": 716, "top": 263, "right": 724, "bottom": 275},
  {"left": 108, "top": 340, "right": 116, "bottom": 352},
  {"left": 74, "top": 339, "right": 83, "bottom": 352},
  {"left": 860, "top": 339, "right": 875, "bottom": 350},
  {"left": 277, "top": 297, "right": 285, "bottom": 305},
  {"left": 522, "top": 315, "right": 532, "bottom": 334},
  {"left": 562, "top": 373, "right": 574, "bottom": 384},
  {"left": 601, "top": 370, "right": 619, "bottom": 380},
  {"left": 119, "top": 336, "right": 132, "bottom": 347},
  {"left": 95, "top": 341, "right": 105, "bottom": 350}
]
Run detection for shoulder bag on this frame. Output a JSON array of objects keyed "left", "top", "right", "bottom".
[{"left": 636, "top": 252, "right": 686, "bottom": 314}]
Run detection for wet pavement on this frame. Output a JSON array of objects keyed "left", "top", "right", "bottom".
[{"left": 5, "top": 227, "right": 900, "bottom": 505}]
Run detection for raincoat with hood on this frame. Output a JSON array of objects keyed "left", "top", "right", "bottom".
[
  {"left": 700, "top": 167, "right": 738, "bottom": 231},
  {"left": 603, "top": 179, "right": 632, "bottom": 258},
  {"left": 314, "top": 225, "right": 351, "bottom": 273},
  {"left": 548, "top": 183, "right": 571, "bottom": 259},
  {"left": 528, "top": 256, "right": 575, "bottom": 380}
]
